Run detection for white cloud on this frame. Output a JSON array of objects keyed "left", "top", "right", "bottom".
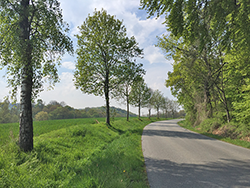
[
  {"left": 62, "top": 61, "right": 75, "bottom": 70},
  {"left": 144, "top": 63, "right": 175, "bottom": 99},
  {"left": 0, "top": 1, "right": 176, "bottom": 114},
  {"left": 144, "top": 45, "right": 169, "bottom": 64}
]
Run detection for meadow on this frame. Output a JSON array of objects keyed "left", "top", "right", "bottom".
[{"left": 0, "top": 117, "right": 163, "bottom": 187}]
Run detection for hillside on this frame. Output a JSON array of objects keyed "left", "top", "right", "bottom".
[
  {"left": 0, "top": 99, "right": 137, "bottom": 123},
  {"left": 0, "top": 117, "right": 163, "bottom": 187}
]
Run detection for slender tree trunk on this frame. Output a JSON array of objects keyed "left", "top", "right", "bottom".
[
  {"left": 105, "top": 91, "right": 110, "bottom": 125},
  {"left": 105, "top": 70, "right": 110, "bottom": 125},
  {"left": 126, "top": 95, "right": 129, "bottom": 121},
  {"left": 148, "top": 108, "right": 151, "bottom": 119},
  {"left": 138, "top": 96, "right": 141, "bottom": 120},
  {"left": 19, "top": 0, "right": 33, "bottom": 152},
  {"left": 221, "top": 68, "right": 231, "bottom": 123},
  {"left": 215, "top": 71, "right": 231, "bottom": 123},
  {"left": 138, "top": 103, "right": 141, "bottom": 120}
]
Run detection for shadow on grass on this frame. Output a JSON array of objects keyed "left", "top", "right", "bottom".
[{"left": 106, "top": 123, "right": 125, "bottom": 135}]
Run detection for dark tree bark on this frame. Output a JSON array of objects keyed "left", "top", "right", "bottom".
[
  {"left": 105, "top": 70, "right": 110, "bottom": 125},
  {"left": 138, "top": 102, "right": 141, "bottom": 120},
  {"left": 18, "top": 0, "right": 33, "bottom": 152}
]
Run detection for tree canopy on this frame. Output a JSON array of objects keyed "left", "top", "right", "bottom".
[
  {"left": 130, "top": 77, "right": 151, "bottom": 119},
  {"left": 141, "top": 0, "right": 250, "bottom": 130},
  {"left": 0, "top": 0, "right": 73, "bottom": 151},
  {"left": 74, "top": 9, "right": 143, "bottom": 126}
]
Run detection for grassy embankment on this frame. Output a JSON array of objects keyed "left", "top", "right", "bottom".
[
  {"left": 0, "top": 117, "right": 164, "bottom": 187},
  {"left": 178, "top": 119, "right": 250, "bottom": 149}
]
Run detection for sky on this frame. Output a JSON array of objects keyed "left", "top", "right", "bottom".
[{"left": 0, "top": 0, "right": 174, "bottom": 115}]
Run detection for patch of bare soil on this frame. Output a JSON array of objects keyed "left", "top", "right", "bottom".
[
  {"left": 240, "top": 136, "right": 250, "bottom": 142},
  {"left": 212, "top": 126, "right": 250, "bottom": 142}
]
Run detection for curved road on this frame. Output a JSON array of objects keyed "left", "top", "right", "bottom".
[{"left": 142, "top": 119, "right": 250, "bottom": 188}]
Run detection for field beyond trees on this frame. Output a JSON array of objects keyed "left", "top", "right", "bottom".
[{"left": 0, "top": 117, "right": 164, "bottom": 187}]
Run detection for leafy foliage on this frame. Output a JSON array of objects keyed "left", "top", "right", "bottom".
[
  {"left": 151, "top": 89, "right": 165, "bottom": 119},
  {"left": 0, "top": 0, "right": 73, "bottom": 98},
  {"left": 74, "top": 9, "right": 143, "bottom": 125},
  {"left": 130, "top": 77, "right": 151, "bottom": 119},
  {"left": 0, "top": 0, "right": 73, "bottom": 151},
  {"left": 142, "top": 0, "right": 250, "bottom": 133}
]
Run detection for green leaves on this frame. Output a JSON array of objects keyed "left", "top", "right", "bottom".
[
  {"left": 74, "top": 9, "right": 144, "bottom": 125},
  {"left": 0, "top": 0, "right": 73, "bottom": 99},
  {"left": 74, "top": 9, "right": 143, "bottom": 97}
]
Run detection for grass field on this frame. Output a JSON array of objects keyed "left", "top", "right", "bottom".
[{"left": 0, "top": 117, "right": 164, "bottom": 187}]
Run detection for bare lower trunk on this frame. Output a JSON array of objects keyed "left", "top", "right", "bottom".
[
  {"left": 19, "top": 70, "right": 33, "bottom": 151},
  {"left": 126, "top": 95, "right": 129, "bottom": 121},
  {"left": 105, "top": 96, "right": 110, "bottom": 125},
  {"left": 138, "top": 101, "right": 141, "bottom": 120},
  {"left": 18, "top": 0, "right": 33, "bottom": 152},
  {"left": 148, "top": 108, "right": 151, "bottom": 119},
  {"left": 105, "top": 71, "right": 110, "bottom": 125}
]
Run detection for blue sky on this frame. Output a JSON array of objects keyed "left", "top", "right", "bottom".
[{"left": 0, "top": 0, "right": 174, "bottom": 115}]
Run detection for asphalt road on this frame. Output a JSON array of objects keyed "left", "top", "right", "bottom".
[{"left": 141, "top": 119, "right": 250, "bottom": 188}]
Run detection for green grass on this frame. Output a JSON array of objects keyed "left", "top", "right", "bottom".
[
  {"left": 0, "top": 118, "right": 106, "bottom": 146},
  {"left": 178, "top": 120, "right": 250, "bottom": 149},
  {"left": 0, "top": 117, "right": 163, "bottom": 187}
]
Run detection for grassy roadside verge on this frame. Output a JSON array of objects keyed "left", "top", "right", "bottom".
[
  {"left": 178, "top": 120, "right": 250, "bottom": 149},
  {"left": 0, "top": 117, "right": 164, "bottom": 187}
]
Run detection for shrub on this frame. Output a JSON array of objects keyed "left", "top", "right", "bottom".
[
  {"left": 199, "top": 118, "right": 222, "bottom": 132},
  {"left": 35, "top": 111, "right": 49, "bottom": 121}
]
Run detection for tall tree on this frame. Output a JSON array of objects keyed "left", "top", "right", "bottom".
[
  {"left": 151, "top": 89, "right": 165, "bottom": 119},
  {"left": 74, "top": 9, "right": 143, "bottom": 126},
  {"left": 130, "top": 78, "right": 151, "bottom": 120},
  {"left": 145, "top": 88, "right": 154, "bottom": 119},
  {"left": 169, "top": 100, "right": 179, "bottom": 118},
  {"left": 0, "top": 0, "right": 73, "bottom": 151},
  {"left": 114, "top": 63, "right": 145, "bottom": 121},
  {"left": 141, "top": 0, "right": 250, "bottom": 127},
  {"left": 161, "top": 96, "right": 171, "bottom": 118}
]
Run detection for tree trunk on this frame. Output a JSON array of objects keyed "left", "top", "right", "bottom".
[
  {"left": 138, "top": 104, "right": 141, "bottom": 120},
  {"left": 138, "top": 95, "right": 141, "bottom": 120},
  {"left": 19, "top": 0, "right": 33, "bottom": 152},
  {"left": 126, "top": 95, "right": 129, "bottom": 121},
  {"left": 105, "top": 96, "right": 110, "bottom": 125},
  {"left": 148, "top": 108, "right": 151, "bottom": 119},
  {"left": 105, "top": 70, "right": 110, "bottom": 125}
]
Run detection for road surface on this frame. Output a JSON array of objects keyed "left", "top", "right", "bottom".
[{"left": 142, "top": 119, "right": 250, "bottom": 188}]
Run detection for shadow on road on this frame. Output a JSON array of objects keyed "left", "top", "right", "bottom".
[
  {"left": 145, "top": 157, "right": 250, "bottom": 188},
  {"left": 143, "top": 129, "right": 214, "bottom": 140}
]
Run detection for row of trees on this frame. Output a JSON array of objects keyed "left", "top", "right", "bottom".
[
  {"left": 74, "top": 9, "right": 180, "bottom": 124},
  {"left": 0, "top": 91, "right": 181, "bottom": 124},
  {"left": 141, "top": 1, "right": 250, "bottom": 128},
  {"left": 0, "top": 1, "right": 176, "bottom": 151}
]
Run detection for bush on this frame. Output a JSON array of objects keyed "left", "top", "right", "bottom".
[
  {"left": 35, "top": 111, "right": 49, "bottom": 121},
  {"left": 199, "top": 118, "right": 222, "bottom": 132}
]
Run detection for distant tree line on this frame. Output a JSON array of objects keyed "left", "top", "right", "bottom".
[
  {"left": 0, "top": 99, "right": 138, "bottom": 124},
  {"left": 0, "top": 95, "right": 183, "bottom": 124}
]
